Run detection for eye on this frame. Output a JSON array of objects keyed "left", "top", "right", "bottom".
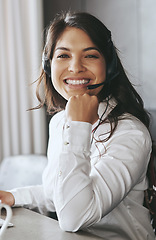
[
  {"left": 57, "top": 54, "right": 70, "bottom": 59},
  {"left": 85, "top": 55, "right": 99, "bottom": 59}
]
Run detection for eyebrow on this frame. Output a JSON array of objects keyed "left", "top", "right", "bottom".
[{"left": 55, "top": 47, "right": 100, "bottom": 52}]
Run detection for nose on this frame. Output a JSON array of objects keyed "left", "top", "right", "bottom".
[{"left": 68, "top": 57, "right": 86, "bottom": 73}]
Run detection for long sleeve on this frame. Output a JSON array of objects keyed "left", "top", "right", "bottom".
[
  {"left": 10, "top": 185, "right": 55, "bottom": 215},
  {"left": 47, "top": 114, "right": 152, "bottom": 232}
]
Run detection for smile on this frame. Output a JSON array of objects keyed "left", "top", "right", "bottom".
[{"left": 65, "top": 79, "right": 90, "bottom": 85}]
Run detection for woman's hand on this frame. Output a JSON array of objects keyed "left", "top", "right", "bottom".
[
  {"left": 0, "top": 190, "right": 15, "bottom": 206},
  {"left": 65, "top": 94, "right": 99, "bottom": 124}
]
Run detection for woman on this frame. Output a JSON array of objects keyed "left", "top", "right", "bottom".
[{"left": 0, "top": 11, "right": 155, "bottom": 239}]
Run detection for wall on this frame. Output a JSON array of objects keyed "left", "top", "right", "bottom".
[{"left": 139, "top": 0, "right": 156, "bottom": 110}]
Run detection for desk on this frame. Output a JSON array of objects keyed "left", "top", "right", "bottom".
[{"left": 3, "top": 208, "right": 103, "bottom": 240}]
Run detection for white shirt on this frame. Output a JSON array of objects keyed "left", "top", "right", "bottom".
[{"left": 11, "top": 101, "right": 155, "bottom": 240}]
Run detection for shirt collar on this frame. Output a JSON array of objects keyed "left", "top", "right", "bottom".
[{"left": 92, "top": 97, "right": 117, "bottom": 131}]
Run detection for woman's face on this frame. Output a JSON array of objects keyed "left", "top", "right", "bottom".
[{"left": 51, "top": 27, "right": 106, "bottom": 100}]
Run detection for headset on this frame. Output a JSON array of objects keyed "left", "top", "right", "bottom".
[
  {"left": 42, "top": 37, "right": 119, "bottom": 90},
  {"left": 42, "top": 53, "right": 51, "bottom": 78}
]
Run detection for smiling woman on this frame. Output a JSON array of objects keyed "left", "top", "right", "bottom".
[{"left": 0, "top": 11, "right": 156, "bottom": 240}]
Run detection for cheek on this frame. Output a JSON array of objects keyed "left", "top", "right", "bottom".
[
  {"left": 51, "top": 64, "right": 62, "bottom": 89},
  {"left": 50, "top": 65, "right": 59, "bottom": 90},
  {"left": 51, "top": 61, "right": 58, "bottom": 79},
  {"left": 92, "top": 63, "right": 106, "bottom": 79},
  {"left": 51, "top": 61, "right": 67, "bottom": 97},
  {"left": 51, "top": 61, "right": 67, "bottom": 82},
  {"left": 98, "top": 62, "right": 106, "bottom": 76}
]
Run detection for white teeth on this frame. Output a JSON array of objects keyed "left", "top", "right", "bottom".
[{"left": 66, "top": 79, "right": 89, "bottom": 85}]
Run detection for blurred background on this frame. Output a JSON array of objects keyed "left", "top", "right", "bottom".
[{"left": 0, "top": 0, "right": 156, "bottom": 188}]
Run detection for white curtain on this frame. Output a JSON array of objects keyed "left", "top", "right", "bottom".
[{"left": 0, "top": 0, "right": 47, "bottom": 163}]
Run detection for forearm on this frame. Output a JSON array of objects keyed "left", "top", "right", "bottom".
[
  {"left": 11, "top": 185, "right": 55, "bottom": 215},
  {"left": 52, "top": 121, "right": 101, "bottom": 231}
]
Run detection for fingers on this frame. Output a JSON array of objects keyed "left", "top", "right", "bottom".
[
  {"left": 66, "top": 93, "right": 99, "bottom": 124},
  {"left": 0, "top": 191, "right": 15, "bottom": 206}
]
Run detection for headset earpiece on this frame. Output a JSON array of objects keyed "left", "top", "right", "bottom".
[{"left": 42, "top": 52, "right": 51, "bottom": 78}]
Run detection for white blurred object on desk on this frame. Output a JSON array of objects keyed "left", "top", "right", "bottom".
[{"left": 0, "top": 202, "right": 12, "bottom": 239}]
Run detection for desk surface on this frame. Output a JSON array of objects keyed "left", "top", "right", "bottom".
[{"left": 3, "top": 208, "right": 103, "bottom": 240}]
